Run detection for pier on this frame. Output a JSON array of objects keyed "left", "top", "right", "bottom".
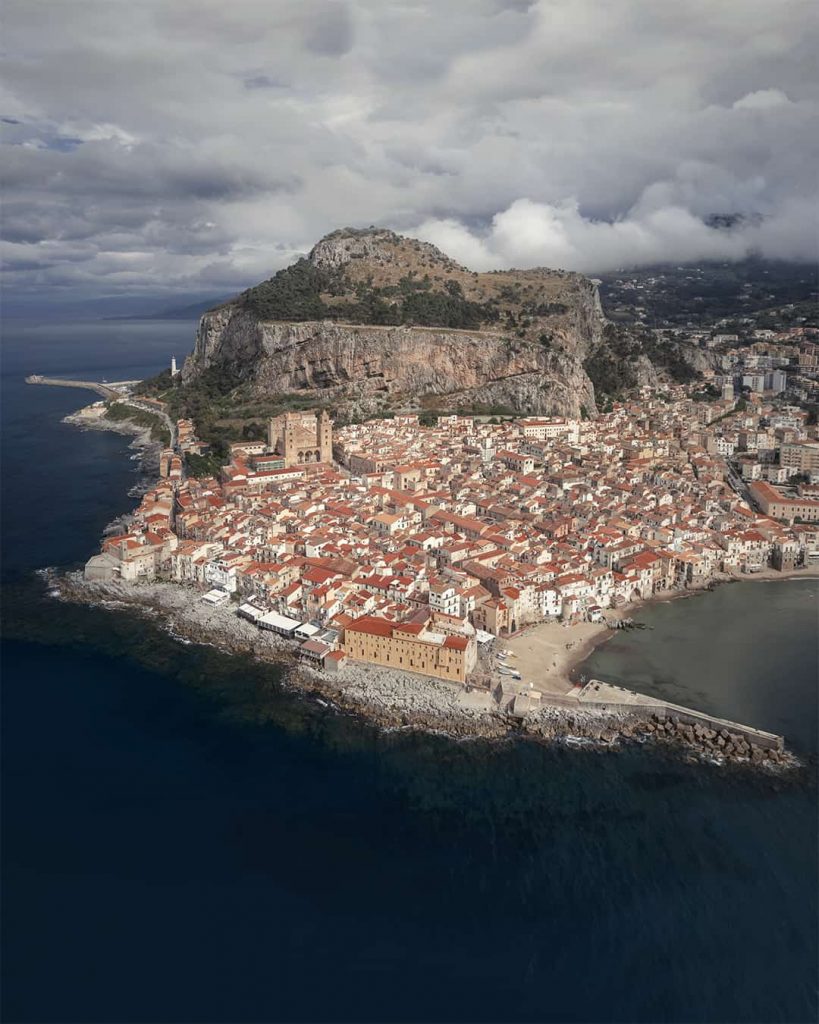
[{"left": 25, "top": 374, "right": 125, "bottom": 401}]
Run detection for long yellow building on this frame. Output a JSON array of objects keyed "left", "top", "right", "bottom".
[{"left": 343, "top": 615, "right": 476, "bottom": 683}]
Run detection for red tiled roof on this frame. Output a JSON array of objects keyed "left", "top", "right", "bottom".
[{"left": 345, "top": 615, "right": 395, "bottom": 638}]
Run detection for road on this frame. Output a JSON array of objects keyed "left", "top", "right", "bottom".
[
  {"left": 119, "top": 397, "right": 177, "bottom": 449},
  {"left": 26, "top": 375, "right": 177, "bottom": 449}
]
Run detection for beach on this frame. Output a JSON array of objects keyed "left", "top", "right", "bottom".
[{"left": 503, "top": 618, "right": 615, "bottom": 696}]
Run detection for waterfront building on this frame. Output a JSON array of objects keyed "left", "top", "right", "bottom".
[{"left": 343, "top": 615, "right": 476, "bottom": 683}]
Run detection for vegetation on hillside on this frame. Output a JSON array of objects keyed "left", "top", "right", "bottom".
[
  {"left": 239, "top": 260, "right": 335, "bottom": 321},
  {"left": 185, "top": 451, "right": 226, "bottom": 479},
  {"left": 133, "top": 364, "right": 334, "bottom": 456},
  {"left": 105, "top": 402, "right": 170, "bottom": 445},
  {"left": 639, "top": 333, "right": 700, "bottom": 382},
  {"left": 692, "top": 383, "right": 722, "bottom": 402},
  {"left": 584, "top": 324, "right": 699, "bottom": 402},
  {"left": 240, "top": 261, "right": 499, "bottom": 330}
]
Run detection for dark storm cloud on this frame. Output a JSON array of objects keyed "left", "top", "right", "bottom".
[
  {"left": 304, "top": 2, "right": 354, "bottom": 56},
  {"left": 1, "top": 0, "right": 816, "bottom": 304},
  {"left": 243, "top": 75, "right": 287, "bottom": 90}
]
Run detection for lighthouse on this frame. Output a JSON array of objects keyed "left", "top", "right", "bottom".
[{"left": 171, "top": 355, "right": 179, "bottom": 377}]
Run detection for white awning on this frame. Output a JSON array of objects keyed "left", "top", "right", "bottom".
[
  {"left": 237, "top": 603, "right": 263, "bottom": 622},
  {"left": 259, "top": 610, "right": 302, "bottom": 632}
]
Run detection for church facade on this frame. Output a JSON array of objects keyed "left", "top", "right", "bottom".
[{"left": 267, "top": 410, "right": 333, "bottom": 467}]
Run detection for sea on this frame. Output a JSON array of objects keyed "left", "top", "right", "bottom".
[{"left": 1, "top": 319, "right": 817, "bottom": 1024}]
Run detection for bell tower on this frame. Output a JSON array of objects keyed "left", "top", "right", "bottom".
[
  {"left": 267, "top": 416, "right": 279, "bottom": 453},
  {"left": 284, "top": 412, "right": 300, "bottom": 465},
  {"left": 319, "top": 410, "right": 333, "bottom": 463}
]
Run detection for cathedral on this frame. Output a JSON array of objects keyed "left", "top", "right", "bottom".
[{"left": 267, "top": 410, "right": 333, "bottom": 467}]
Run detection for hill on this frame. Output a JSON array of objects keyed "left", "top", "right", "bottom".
[{"left": 138, "top": 228, "right": 700, "bottom": 453}]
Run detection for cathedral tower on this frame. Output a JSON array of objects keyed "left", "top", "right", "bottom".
[{"left": 319, "top": 410, "right": 333, "bottom": 463}]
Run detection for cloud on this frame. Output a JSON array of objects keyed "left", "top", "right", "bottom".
[
  {"left": 732, "top": 88, "right": 791, "bottom": 110},
  {"left": 414, "top": 194, "right": 819, "bottom": 274},
  {"left": 1, "top": 0, "right": 817, "bottom": 306}
]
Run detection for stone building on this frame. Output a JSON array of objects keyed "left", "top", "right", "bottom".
[
  {"left": 748, "top": 480, "right": 819, "bottom": 522},
  {"left": 267, "top": 410, "right": 333, "bottom": 467},
  {"left": 343, "top": 615, "right": 476, "bottom": 683}
]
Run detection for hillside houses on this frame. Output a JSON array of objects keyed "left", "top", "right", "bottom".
[{"left": 85, "top": 393, "right": 817, "bottom": 682}]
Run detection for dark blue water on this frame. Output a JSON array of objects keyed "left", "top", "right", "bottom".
[
  {"left": 1, "top": 320, "right": 192, "bottom": 576},
  {"left": 2, "top": 322, "right": 817, "bottom": 1023}
]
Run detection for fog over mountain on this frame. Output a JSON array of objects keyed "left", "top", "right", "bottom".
[{"left": 2, "top": 0, "right": 816, "bottom": 308}]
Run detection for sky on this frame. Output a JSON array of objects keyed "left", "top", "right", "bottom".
[{"left": 2, "top": 0, "right": 817, "bottom": 310}]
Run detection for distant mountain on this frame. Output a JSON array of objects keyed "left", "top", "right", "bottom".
[
  {"left": 104, "top": 296, "right": 230, "bottom": 321},
  {"left": 704, "top": 212, "right": 763, "bottom": 230}
]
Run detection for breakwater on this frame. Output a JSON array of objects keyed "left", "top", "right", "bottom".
[
  {"left": 25, "top": 374, "right": 122, "bottom": 400},
  {"left": 577, "top": 680, "right": 784, "bottom": 752}
]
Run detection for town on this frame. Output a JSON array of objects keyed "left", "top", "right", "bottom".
[{"left": 83, "top": 347, "right": 819, "bottom": 696}]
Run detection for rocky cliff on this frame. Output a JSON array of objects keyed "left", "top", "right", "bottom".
[{"left": 182, "top": 228, "right": 606, "bottom": 418}]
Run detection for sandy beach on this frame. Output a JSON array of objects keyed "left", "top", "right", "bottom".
[{"left": 503, "top": 618, "right": 614, "bottom": 696}]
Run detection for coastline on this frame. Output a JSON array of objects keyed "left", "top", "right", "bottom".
[
  {"left": 502, "top": 566, "right": 819, "bottom": 702},
  {"left": 564, "top": 567, "right": 819, "bottom": 684},
  {"left": 49, "top": 571, "right": 800, "bottom": 769},
  {"left": 62, "top": 402, "right": 161, "bottom": 484}
]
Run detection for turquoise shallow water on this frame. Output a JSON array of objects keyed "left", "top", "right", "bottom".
[{"left": 2, "top": 322, "right": 817, "bottom": 1023}]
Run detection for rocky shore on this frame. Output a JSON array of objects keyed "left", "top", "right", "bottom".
[
  {"left": 63, "top": 403, "right": 161, "bottom": 480},
  {"left": 50, "top": 573, "right": 799, "bottom": 770}
]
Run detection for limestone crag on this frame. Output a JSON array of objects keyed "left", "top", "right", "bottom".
[
  {"left": 186, "top": 314, "right": 599, "bottom": 418},
  {"left": 182, "top": 227, "right": 605, "bottom": 418},
  {"left": 308, "top": 229, "right": 466, "bottom": 274}
]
